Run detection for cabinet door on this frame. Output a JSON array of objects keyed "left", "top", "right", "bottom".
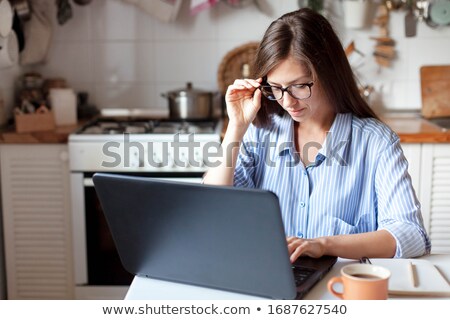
[
  {"left": 0, "top": 144, "right": 74, "bottom": 299},
  {"left": 420, "top": 144, "right": 450, "bottom": 254}
]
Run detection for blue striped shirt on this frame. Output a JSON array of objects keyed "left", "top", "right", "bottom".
[{"left": 234, "top": 113, "right": 431, "bottom": 258}]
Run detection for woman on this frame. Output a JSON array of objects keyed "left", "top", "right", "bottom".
[{"left": 203, "top": 9, "right": 430, "bottom": 261}]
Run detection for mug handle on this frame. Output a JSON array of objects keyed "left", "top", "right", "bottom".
[{"left": 327, "top": 276, "right": 344, "bottom": 299}]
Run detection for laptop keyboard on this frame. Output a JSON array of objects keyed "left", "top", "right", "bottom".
[{"left": 292, "top": 266, "right": 316, "bottom": 286}]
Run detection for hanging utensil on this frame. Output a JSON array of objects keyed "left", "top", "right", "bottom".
[
  {"left": 56, "top": 0, "right": 73, "bottom": 25},
  {"left": 429, "top": 0, "right": 450, "bottom": 26},
  {"left": 419, "top": 0, "right": 440, "bottom": 28},
  {"left": 11, "top": 0, "right": 31, "bottom": 22},
  {"left": 405, "top": 0, "right": 417, "bottom": 37},
  {"left": 0, "top": 0, "right": 14, "bottom": 37}
]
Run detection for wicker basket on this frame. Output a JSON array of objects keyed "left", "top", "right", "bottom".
[{"left": 217, "top": 42, "right": 260, "bottom": 95}]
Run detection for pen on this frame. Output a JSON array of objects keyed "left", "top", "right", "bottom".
[{"left": 409, "top": 262, "right": 418, "bottom": 288}]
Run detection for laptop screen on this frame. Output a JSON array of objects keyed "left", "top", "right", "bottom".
[{"left": 93, "top": 173, "right": 336, "bottom": 299}]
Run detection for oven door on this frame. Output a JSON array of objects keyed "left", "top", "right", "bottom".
[{"left": 70, "top": 172, "right": 203, "bottom": 287}]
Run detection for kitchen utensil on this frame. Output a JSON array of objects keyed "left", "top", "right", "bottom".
[
  {"left": 11, "top": 0, "right": 31, "bottom": 21},
  {"left": 20, "top": 0, "right": 53, "bottom": 66},
  {"left": 385, "top": 0, "right": 408, "bottom": 11},
  {"left": 0, "top": 0, "right": 13, "bottom": 37},
  {"left": 416, "top": 0, "right": 441, "bottom": 28},
  {"left": 298, "top": 0, "right": 324, "bottom": 12},
  {"left": 405, "top": 0, "right": 417, "bottom": 37},
  {"left": 429, "top": 0, "right": 450, "bottom": 25},
  {"left": 420, "top": 65, "right": 450, "bottom": 119},
  {"left": 162, "top": 82, "right": 214, "bottom": 120},
  {"left": 56, "top": 0, "right": 73, "bottom": 25},
  {"left": 0, "top": 30, "right": 19, "bottom": 69}
]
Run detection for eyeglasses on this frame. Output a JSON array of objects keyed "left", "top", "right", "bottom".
[{"left": 259, "top": 82, "right": 314, "bottom": 101}]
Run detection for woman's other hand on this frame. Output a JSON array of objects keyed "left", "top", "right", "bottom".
[
  {"left": 225, "top": 78, "right": 262, "bottom": 130},
  {"left": 287, "top": 236, "right": 326, "bottom": 263}
]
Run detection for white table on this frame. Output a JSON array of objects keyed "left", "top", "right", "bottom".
[{"left": 125, "top": 254, "right": 450, "bottom": 300}]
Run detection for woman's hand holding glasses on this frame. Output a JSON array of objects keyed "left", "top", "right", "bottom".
[{"left": 225, "top": 78, "right": 262, "bottom": 132}]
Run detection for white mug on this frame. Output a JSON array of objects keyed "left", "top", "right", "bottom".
[
  {"left": 49, "top": 88, "right": 77, "bottom": 126},
  {"left": 0, "top": 30, "right": 19, "bottom": 69}
]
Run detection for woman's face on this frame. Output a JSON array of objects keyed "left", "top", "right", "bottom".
[{"left": 266, "top": 56, "right": 330, "bottom": 123}]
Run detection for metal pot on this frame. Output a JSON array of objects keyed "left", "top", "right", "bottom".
[{"left": 162, "top": 82, "right": 213, "bottom": 120}]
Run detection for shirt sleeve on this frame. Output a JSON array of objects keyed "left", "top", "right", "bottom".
[
  {"left": 233, "top": 125, "right": 259, "bottom": 188},
  {"left": 375, "top": 136, "right": 431, "bottom": 258}
]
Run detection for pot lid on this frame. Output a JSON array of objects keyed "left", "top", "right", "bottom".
[
  {"left": 429, "top": 0, "right": 450, "bottom": 25},
  {"left": 167, "top": 82, "right": 211, "bottom": 97}
]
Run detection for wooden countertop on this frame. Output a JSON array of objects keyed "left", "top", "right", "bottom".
[
  {"left": 380, "top": 112, "right": 450, "bottom": 143},
  {"left": 0, "top": 121, "right": 87, "bottom": 144},
  {"left": 0, "top": 113, "right": 449, "bottom": 144}
]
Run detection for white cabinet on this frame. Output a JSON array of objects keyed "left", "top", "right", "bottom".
[
  {"left": 402, "top": 143, "right": 450, "bottom": 254},
  {"left": 0, "top": 144, "right": 74, "bottom": 299},
  {"left": 419, "top": 144, "right": 450, "bottom": 254}
]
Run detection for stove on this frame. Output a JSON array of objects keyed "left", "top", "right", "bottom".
[
  {"left": 68, "top": 109, "right": 223, "bottom": 299},
  {"left": 77, "top": 118, "right": 219, "bottom": 135},
  {"left": 69, "top": 114, "right": 223, "bottom": 173}
]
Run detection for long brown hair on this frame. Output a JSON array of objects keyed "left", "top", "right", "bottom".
[{"left": 253, "top": 8, "right": 379, "bottom": 127}]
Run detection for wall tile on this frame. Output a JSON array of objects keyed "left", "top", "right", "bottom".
[
  {"left": 214, "top": 2, "right": 272, "bottom": 41},
  {"left": 93, "top": 42, "right": 154, "bottom": 83},
  {"left": 132, "top": 84, "right": 157, "bottom": 109},
  {"left": 154, "top": 41, "right": 218, "bottom": 84},
  {"left": 407, "top": 38, "right": 450, "bottom": 80},
  {"left": 94, "top": 84, "right": 138, "bottom": 109},
  {"left": 91, "top": 0, "right": 139, "bottom": 41},
  {"left": 33, "top": 42, "right": 93, "bottom": 84},
  {"left": 370, "top": 79, "right": 422, "bottom": 111}
]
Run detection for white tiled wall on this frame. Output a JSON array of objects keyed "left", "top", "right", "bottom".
[{"left": 1, "top": 0, "right": 450, "bottom": 120}]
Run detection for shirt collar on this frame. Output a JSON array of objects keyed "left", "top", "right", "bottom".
[{"left": 274, "top": 113, "right": 352, "bottom": 164}]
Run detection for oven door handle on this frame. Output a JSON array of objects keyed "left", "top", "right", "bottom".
[{"left": 83, "top": 176, "right": 202, "bottom": 187}]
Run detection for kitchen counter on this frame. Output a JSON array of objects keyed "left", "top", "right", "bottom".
[
  {"left": 380, "top": 112, "right": 450, "bottom": 143},
  {"left": 0, "top": 121, "right": 88, "bottom": 144}
]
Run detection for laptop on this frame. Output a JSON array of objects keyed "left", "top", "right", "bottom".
[{"left": 93, "top": 173, "right": 337, "bottom": 300}]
